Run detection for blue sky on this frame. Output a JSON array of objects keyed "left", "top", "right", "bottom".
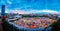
[{"left": 0, "top": 0, "right": 60, "bottom": 14}]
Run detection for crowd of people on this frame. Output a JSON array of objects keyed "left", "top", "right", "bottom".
[{"left": 14, "top": 17, "right": 56, "bottom": 28}]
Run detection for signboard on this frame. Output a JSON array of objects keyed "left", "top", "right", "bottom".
[{"left": 1, "top": 5, "right": 5, "bottom": 16}]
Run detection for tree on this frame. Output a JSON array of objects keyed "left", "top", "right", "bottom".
[{"left": 51, "top": 18, "right": 60, "bottom": 31}]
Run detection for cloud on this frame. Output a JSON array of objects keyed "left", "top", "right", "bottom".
[
  {"left": 41, "top": 10, "right": 59, "bottom": 14},
  {"left": 25, "top": 9, "right": 60, "bottom": 14},
  {"left": 7, "top": 9, "right": 29, "bottom": 14},
  {"left": 8, "top": 9, "right": 60, "bottom": 14},
  {"left": 0, "top": 9, "right": 1, "bottom": 13},
  {"left": 0, "top": 0, "right": 5, "bottom": 4},
  {"left": 0, "top": 8, "right": 8, "bottom": 13},
  {"left": 23, "top": 10, "right": 60, "bottom": 14},
  {"left": 7, "top": 0, "right": 12, "bottom": 4},
  {"left": 0, "top": 8, "right": 59, "bottom": 14}
]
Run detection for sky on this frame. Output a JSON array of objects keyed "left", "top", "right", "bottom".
[{"left": 0, "top": 0, "right": 60, "bottom": 14}]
